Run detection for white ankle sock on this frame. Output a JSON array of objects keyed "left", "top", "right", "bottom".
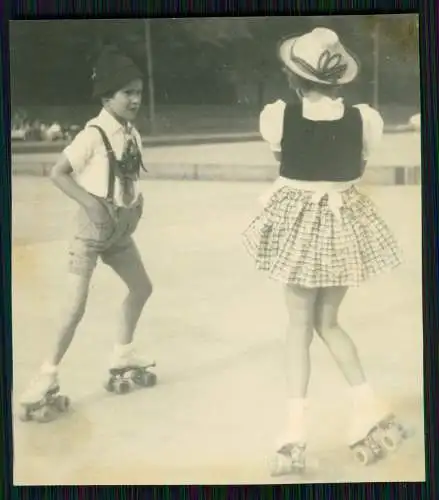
[
  {"left": 113, "top": 342, "right": 133, "bottom": 357},
  {"left": 349, "top": 383, "right": 373, "bottom": 397},
  {"left": 286, "top": 398, "right": 307, "bottom": 442},
  {"left": 349, "top": 383, "right": 378, "bottom": 408},
  {"left": 288, "top": 397, "right": 307, "bottom": 415},
  {"left": 41, "top": 362, "right": 58, "bottom": 375}
]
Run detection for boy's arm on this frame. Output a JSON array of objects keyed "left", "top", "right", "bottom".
[
  {"left": 50, "top": 128, "right": 108, "bottom": 220},
  {"left": 50, "top": 155, "right": 99, "bottom": 211}
]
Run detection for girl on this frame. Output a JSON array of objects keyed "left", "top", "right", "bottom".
[
  {"left": 242, "top": 28, "right": 405, "bottom": 474},
  {"left": 19, "top": 45, "right": 156, "bottom": 421}
]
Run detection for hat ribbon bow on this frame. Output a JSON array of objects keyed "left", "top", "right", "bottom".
[{"left": 290, "top": 49, "right": 348, "bottom": 82}]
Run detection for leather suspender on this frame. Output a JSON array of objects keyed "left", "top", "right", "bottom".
[{"left": 88, "top": 125, "right": 117, "bottom": 202}]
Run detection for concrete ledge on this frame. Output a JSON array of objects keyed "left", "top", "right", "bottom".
[
  {"left": 10, "top": 124, "right": 415, "bottom": 155},
  {"left": 11, "top": 133, "right": 262, "bottom": 154},
  {"left": 11, "top": 160, "right": 421, "bottom": 185}
]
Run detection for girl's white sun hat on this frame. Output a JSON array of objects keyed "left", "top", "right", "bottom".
[{"left": 278, "top": 27, "right": 359, "bottom": 85}]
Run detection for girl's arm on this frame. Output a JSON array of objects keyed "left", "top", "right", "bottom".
[
  {"left": 259, "top": 100, "right": 285, "bottom": 163},
  {"left": 353, "top": 104, "right": 384, "bottom": 163},
  {"left": 273, "top": 151, "right": 282, "bottom": 162}
]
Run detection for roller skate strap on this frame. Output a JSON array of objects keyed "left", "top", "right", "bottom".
[
  {"left": 110, "top": 361, "right": 156, "bottom": 375},
  {"left": 21, "top": 385, "right": 60, "bottom": 410}
]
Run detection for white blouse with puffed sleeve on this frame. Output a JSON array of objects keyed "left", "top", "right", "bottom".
[{"left": 259, "top": 96, "right": 384, "bottom": 160}]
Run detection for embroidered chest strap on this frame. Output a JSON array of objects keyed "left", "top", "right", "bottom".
[{"left": 123, "top": 127, "right": 147, "bottom": 174}]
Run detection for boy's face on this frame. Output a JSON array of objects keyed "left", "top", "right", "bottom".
[{"left": 105, "top": 79, "right": 143, "bottom": 122}]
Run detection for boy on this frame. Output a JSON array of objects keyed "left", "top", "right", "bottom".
[{"left": 19, "top": 45, "right": 155, "bottom": 421}]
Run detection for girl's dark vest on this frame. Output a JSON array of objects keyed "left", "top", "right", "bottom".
[{"left": 279, "top": 103, "right": 364, "bottom": 182}]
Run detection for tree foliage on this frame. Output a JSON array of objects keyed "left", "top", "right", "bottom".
[{"left": 9, "top": 15, "right": 419, "bottom": 107}]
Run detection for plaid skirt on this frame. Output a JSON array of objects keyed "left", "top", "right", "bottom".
[{"left": 242, "top": 185, "right": 403, "bottom": 288}]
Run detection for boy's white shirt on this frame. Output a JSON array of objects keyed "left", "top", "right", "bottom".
[
  {"left": 259, "top": 96, "right": 384, "bottom": 160},
  {"left": 63, "top": 108, "right": 143, "bottom": 207}
]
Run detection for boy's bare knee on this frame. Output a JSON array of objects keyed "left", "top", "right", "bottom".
[
  {"left": 137, "top": 286, "right": 152, "bottom": 305},
  {"left": 131, "top": 279, "right": 153, "bottom": 304}
]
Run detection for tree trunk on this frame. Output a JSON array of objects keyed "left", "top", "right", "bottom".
[
  {"left": 373, "top": 22, "right": 380, "bottom": 109},
  {"left": 144, "top": 19, "right": 156, "bottom": 134}
]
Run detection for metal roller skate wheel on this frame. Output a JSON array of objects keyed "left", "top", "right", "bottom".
[
  {"left": 18, "top": 406, "right": 31, "bottom": 422},
  {"left": 380, "top": 427, "right": 402, "bottom": 451},
  {"left": 34, "top": 406, "right": 56, "bottom": 423},
  {"left": 134, "top": 370, "right": 157, "bottom": 388},
  {"left": 104, "top": 377, "right": 115, "bottom": 393},
  {"left": 114, "top": 379, "right": 131, "bottom": 395},
  {"left": 353, "top": 444, "right": 375, "bottom": 466},
  {"left": 54, "top": 395, "right": 70, "bottom": 413},
  {"left": 145, "top": 371, "right": 157, "bottom": 387}
]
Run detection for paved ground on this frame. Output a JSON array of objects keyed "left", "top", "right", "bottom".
[{"left": 11, "top": 178, "right": 424, "bottom": 485}]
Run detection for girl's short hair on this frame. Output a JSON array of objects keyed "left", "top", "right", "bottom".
[{"left": 283, "top": 67, "right": 341, "bottom": 96}]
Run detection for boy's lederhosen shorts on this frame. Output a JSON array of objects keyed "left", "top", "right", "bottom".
[{"left": 68, "top": 193, "right": 144, "bottom": 278}]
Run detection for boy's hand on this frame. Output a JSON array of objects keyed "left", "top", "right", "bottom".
[
  {"left": 84, "top": 198, "right": 114, "bottom": 225},
  {"left": 50, "top": 155, "right": 115, "bottom": 223}
]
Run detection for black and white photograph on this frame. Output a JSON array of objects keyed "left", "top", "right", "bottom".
[{"left": 10, "top": 15, "right": 423, "bottom": 485}]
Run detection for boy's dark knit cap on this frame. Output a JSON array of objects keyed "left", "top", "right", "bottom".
[{"left": 92, "top": 45, "right": 143, "bottom": 98}]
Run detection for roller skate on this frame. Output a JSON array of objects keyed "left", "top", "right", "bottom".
[
  {"left": 347, "top": 387, "right": 409, "bottom": 465},
  {"left": 269, "top": 398, "right": 307, "bottom": 477},
  {"left": 104, "top": 343, "right": 157, "bottom": 395},
  {"left": 269, "top": 441, "right": 307, "bottom": 477},
  {"left": 18, "top": 365, "right": 70, "bottom": 423}
]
